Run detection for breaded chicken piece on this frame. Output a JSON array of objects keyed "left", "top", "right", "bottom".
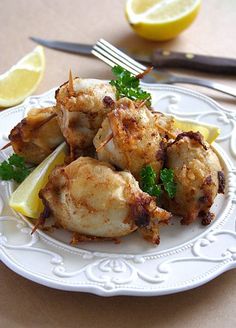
[
  {"left": 55, "top": 78, "right": 116, "bottom": 159},
  {"left": 94, "top": 98, "right": 168, "bottom": 181},
  {"left": 164, "top": 132, "right": 225, "bottom": 225},
  {"left": 9, "top": 107, "right": 64, "bottom": 164},
  {"left": 153, "top": 112, "right": 179, "bottom": 140},
  {"left": 39, "top": 157, "right": 171, "bottom": 244}
]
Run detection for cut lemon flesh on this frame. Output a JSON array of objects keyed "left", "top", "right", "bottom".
[
  {"left": 126, "top": 0, "right": 201, "bottom": 41},
  {"left": 9, "top": 143, "right": 66, "bottom": 219},
  {"left": 0, "top": 46, "right": 45, "bottom": 108},
  {"left": 173, "top": 117, "right": 220, "bottom": 144}
]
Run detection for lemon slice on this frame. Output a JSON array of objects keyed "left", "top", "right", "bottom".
[
  {"left": 173, "top": 117, "right": 220, "bottom": 144},
  {"left": 126, "top": 0, "right": 202, "bottom": 41},
  {"left": 0, "top": 46, "right": 45, "bottom": 108},
  {"left": 9, "top": 143, "right": 66, "bottom": 219}
]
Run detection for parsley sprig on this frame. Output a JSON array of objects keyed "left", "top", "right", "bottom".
[
  {"left": 140, "top": 165, "right": 176, "bottom": 199},
  {"left": 160, "top": 168, "right": 177, "bottom": 199},
  {"left": 110, "top": 66, "right": 151, "bottom": 105},
  {"left": 140, "top": 165, "right": 161, "bottom": 197},
  {"left": 0, "top": 154, "right": 31, "bottom": 183}
]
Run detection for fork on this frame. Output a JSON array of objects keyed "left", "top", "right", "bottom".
[{"left": 92, "top": 39, "right": 236, "bottom": 98}]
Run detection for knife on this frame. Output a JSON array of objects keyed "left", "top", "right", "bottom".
[{"left": 30, "top": 37, "right": 236, "bottom": 75}]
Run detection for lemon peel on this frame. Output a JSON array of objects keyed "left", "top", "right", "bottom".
[{"left": 125, "top": 0, "right": 202, "bottom": 41}]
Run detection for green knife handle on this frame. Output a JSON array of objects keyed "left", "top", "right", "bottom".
[{"left": 151, "top": 49, "right": 236, "bottom": 74}]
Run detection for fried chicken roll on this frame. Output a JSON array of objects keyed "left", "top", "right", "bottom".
[
  {"left": 39, "top": 157, "right": 171, "bottom": 244},
  {"left": 94, "top": 98, "right": 171, "bottom": 180},
  {"left": 9, "top": 107, "right": 64, "bottom": 164},
  {"left": 55, "top": 77, "right": 116, "bottom": 159},
  {"left": 164, "top": 132, "right": 225, "bottom": 225}
]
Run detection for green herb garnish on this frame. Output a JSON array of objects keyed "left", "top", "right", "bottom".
[
  {"left": 160, "top": 168, "right": 177, "bottom": 199},
  {"left": 140, "top": 165, "right": 176, "bottom": 199},
  {"left": 0, "top": 154, "right": 31, "bottom": 183},
  {"left": 140, "top": 165, "right": 162, "bottom": 197},
  {"left": 110, "top": 66, "right": 151, "bottom": 105}
]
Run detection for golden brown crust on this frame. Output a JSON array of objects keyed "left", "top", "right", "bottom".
[
  {"left": 9, "top": 107, "right": 64, "bottom": 164},
  {"left": 39, "top": 157, "right": 171, "bottom": 243},
  {"left": 94, "top": 98, "right": 166, "bottom": 180},
  {"left": 55, "top": 78, "right": 116, "bottom": 160},
  {"left": 164, "top": 133, "right": 223, "bottom": 225},
  {"left": 168, "top": 131, "right": 207, "bottom": 150},
  {"left": 70, "top": 232, "right": 120, "bottom": 245},
  {"left": 217, "top": 171, "right": 225, "bottom": 193}
]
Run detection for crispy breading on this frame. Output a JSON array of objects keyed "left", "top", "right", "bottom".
[
  {"left": 94, "top": 98, "right": 176, "bottom": 180},
  {"left": 9, "top": 107, "right": 64, "bottom": 164},
  {"left": 39, "top": 157, "right": 171, "bottom": 243},
  {"left": 164, "top": 132, "right": 224, "bottom": 225},
  {"left": 55, "top": 78, "right": 116, "bottom": 159}
]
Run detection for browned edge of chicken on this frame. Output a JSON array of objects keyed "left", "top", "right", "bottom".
[
  {"left": 37, "top": 156, "right": 171, "bottom": 244},
  {"left": 9, "top": 106, "right": 64, "bottom": 164},
  {"left": 164, "top": 131, "right": 225, "bottom": 225}
]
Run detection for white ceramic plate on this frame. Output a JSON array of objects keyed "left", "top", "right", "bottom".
[{"left": 0, "top": 84, "right": 236, "bottom": 296}]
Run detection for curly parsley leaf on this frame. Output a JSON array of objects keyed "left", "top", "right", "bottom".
[
  {"left": 8, "top": 153, "right": 25, "bottom": 168},
  {"left": 0, "top": 154, "right": 31, "bottom": 183},
  {"left": 140, "top": 165, "right": 162, "bottom": 197},
  {"left": 110, "top": 66, "right": 151, "bottom": 105},
  {"left": 160, "top": 168, "right": 176, "bottom": 199},
  {"left": 0, "top": 161, "right": 14, "bottom": 180},
  {"left": 140, "top": 165, "right": 176, "bottom": 199}
]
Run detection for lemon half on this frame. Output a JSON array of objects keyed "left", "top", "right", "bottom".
[
  {"left": 126, "top": 0, "right": 202, "bottom": 41},
  {"left": 9, "top": 143, "right": 66, "bottom": 219},
  {"left": 0, "top": 46, "right": 45, "bottom": 108}
]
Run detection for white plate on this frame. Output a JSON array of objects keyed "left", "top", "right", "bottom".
[{"left": 0, "top": 84, "right": 236, "bottom": 296}]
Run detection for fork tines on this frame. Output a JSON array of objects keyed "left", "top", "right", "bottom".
[{"left": 92, "top": 38, "right": 147, "bottom": 76}]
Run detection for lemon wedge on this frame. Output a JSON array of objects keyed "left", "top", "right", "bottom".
[
  {"left": 173, "top": 117, "right": 220, "bottom": 144},
  {"left": 0, "top": 46, "right": 45, "bottom": 108},
  {"left": 9, "top": 143, "right": 66, "bottom": 219},
  {"left": 126, "top": 0, "right": 201, "bottom": 41}
]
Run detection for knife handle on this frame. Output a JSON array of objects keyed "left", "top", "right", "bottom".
[{"left": 151, "top": 49, "right": 236, "bottom": 74}]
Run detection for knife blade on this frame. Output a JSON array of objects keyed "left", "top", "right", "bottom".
[
  {"left": 30, "top": 37, "right": 236, "bottom": 75},
  {"left": 30, "top": 37, "right": 93, "bottom": 55}
]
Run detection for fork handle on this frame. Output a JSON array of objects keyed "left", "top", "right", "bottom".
[
  {"left": 167, "top": 76, "right": 236, "bottom": 97},
  {"left": 152, "top": 50, "right": 236, "bottom": 75}
]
